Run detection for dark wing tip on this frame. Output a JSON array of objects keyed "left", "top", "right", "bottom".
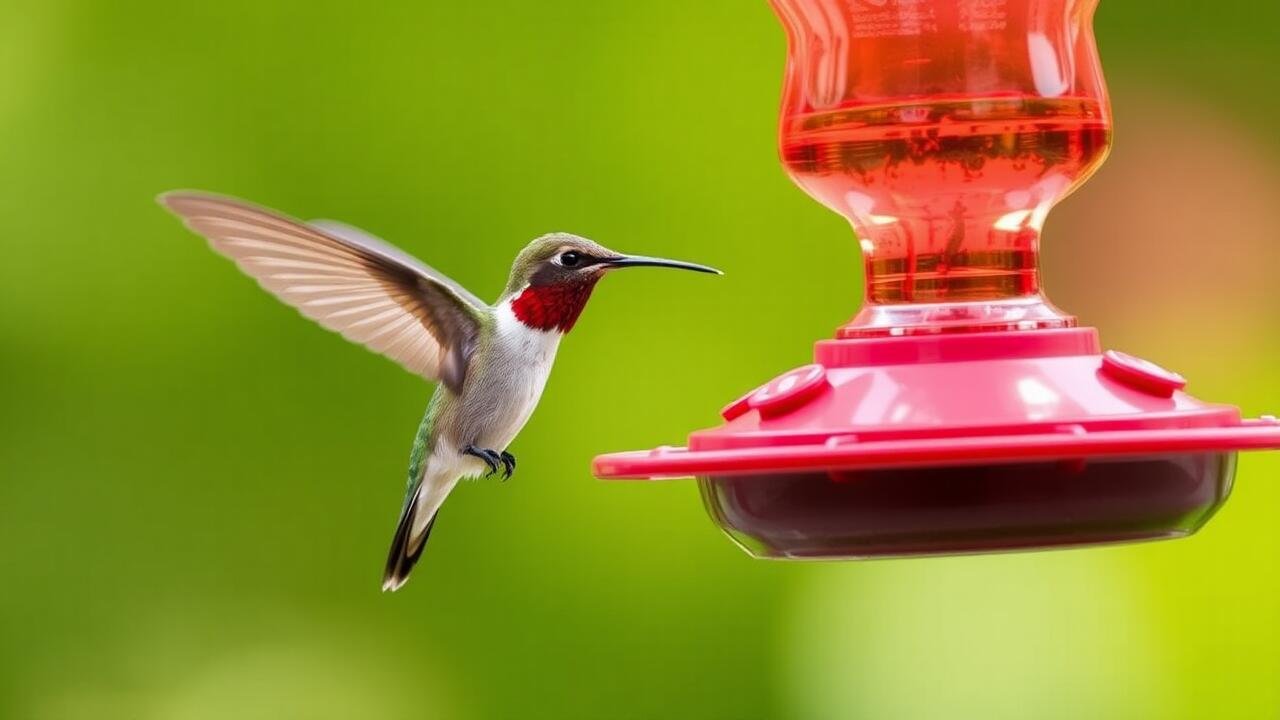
[
  {"left": 156, "top": 190, "right": 242, "bottom": 224},
  {"left": 156, "top": 190, "right": 190, "bottom": 219},
  {"left": 156, "top": 190, "right": 284, "bottom": 221},
  {"left": 156, "top": 188, "right": 212, "bottom": 210}
]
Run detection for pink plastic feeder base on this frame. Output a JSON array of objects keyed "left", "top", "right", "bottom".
[{"left": 593, "top": 328, "right": 1280, "bottom": 558}]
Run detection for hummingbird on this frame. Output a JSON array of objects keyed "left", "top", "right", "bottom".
[{"left": 159, "top": 191, "right": 720, "bottom": 591}]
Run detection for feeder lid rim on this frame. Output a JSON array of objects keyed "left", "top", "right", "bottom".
[{"left": 593, "top": 422, "right": 1280, "bottom": 480}]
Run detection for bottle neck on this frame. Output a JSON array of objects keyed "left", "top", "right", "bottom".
[
  {"left": 862, "top": 223, "right": 1043, "bottom": 304},
  {"left": 839, "top": 297, "right": 1077, "bottom": 339},
  {"left": 839, "top": 222, "right": 1075, "bottom": 338}
]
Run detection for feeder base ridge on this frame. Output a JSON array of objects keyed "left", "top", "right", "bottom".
[{"left": 592, "top": 327, "right": 1280, "bottom": 559}]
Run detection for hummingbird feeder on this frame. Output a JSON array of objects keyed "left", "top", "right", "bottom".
[{"left": 592, "top": 0, "right": 1280, "bottom": 559}]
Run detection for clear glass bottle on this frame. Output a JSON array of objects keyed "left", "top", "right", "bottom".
[{"left": 771, "top": 0, "right": 1112, "bottom": 336}]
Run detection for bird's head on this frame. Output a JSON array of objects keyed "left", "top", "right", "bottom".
[{"left": 501, "top": 233, "right": 720, "bottom": 333}]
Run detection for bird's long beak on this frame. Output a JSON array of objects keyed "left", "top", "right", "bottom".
[{"left": 602, "top": 255, "right": 722, "bottom": 275}]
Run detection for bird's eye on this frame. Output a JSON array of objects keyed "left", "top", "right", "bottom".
[{"left": 559, "top": 251, "right": 582, "bottom": 267}]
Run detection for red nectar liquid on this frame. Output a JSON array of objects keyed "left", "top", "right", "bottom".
[{"left": 784, "top": 96, "right": 1111, "bottom": 307}]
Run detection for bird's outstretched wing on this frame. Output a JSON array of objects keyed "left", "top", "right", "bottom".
[
  {"left": 307, "top": 218, "right": 488, "bottom": 310},
  {"left": 160, "top": 191, "right": 486, "bottom": 394}
]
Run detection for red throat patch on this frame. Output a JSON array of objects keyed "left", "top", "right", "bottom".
[{"left": 510, "top": 281, "right": 600, "bottom": 333}]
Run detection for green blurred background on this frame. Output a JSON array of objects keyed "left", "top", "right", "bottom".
[{"left": 3, "top": 1, "right": 1279, "bottom": 718}]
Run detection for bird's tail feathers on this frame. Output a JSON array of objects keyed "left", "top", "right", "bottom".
[
  {"left": 382, "top": 490, "right": 436, "bottom": 592},
  {"left": 382, "top": 467, "right": 460, "bottom": 592}
]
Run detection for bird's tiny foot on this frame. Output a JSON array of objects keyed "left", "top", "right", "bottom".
[
  {"left": 499, "top": 451, "right": 516, "bottom": 481},
  {"left": 462, "top": 445, "right": 503, "bottom": 478}
]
